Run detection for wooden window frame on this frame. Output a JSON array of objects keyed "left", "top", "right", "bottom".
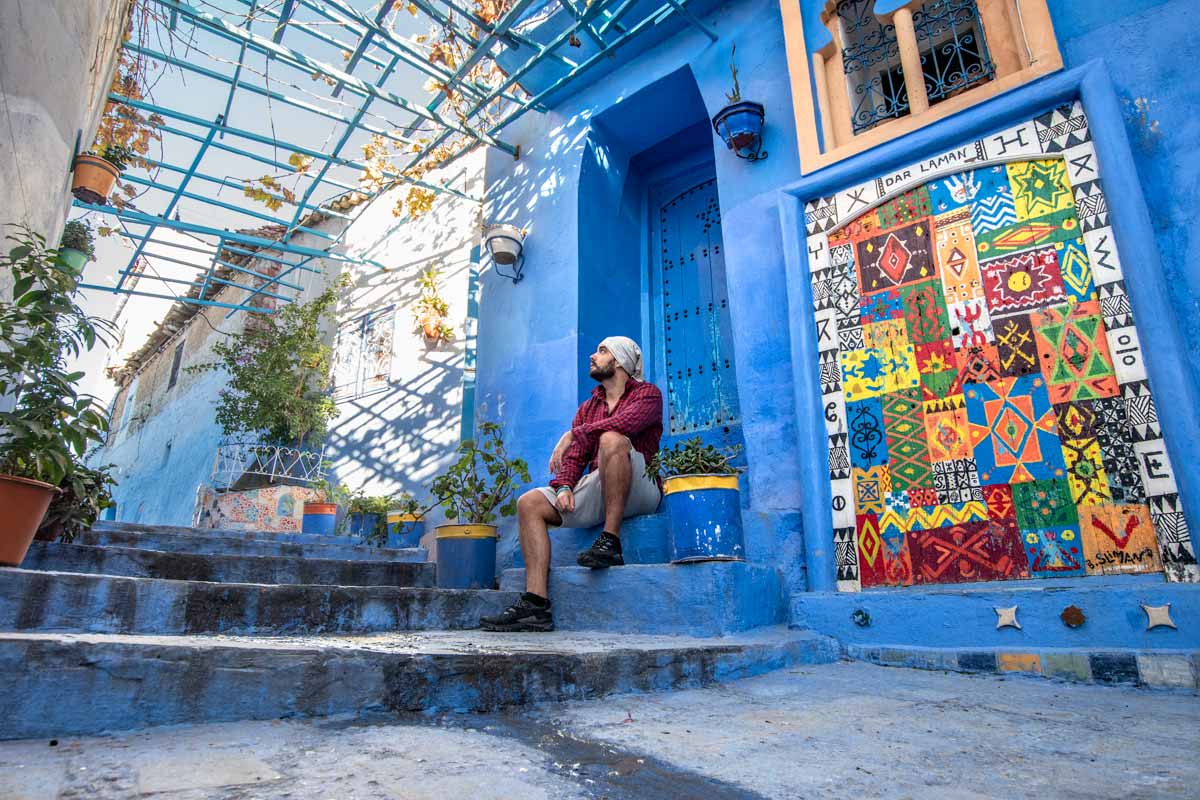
[{"left": 780, "top": 0, "right": 1063, "bottom": 174}]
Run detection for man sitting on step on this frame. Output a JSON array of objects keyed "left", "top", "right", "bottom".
[{"left": 480, "top": 336, "right": 664, "bottom": 632}]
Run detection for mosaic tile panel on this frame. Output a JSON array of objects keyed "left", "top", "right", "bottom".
[{"left": 805, "top": 103, "right": 1198, "bottom": 590}]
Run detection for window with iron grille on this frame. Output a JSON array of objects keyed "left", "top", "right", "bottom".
[
  {"left": 781, "top": 0, "right": 1061, "bottom": 170},
  {"left": 333, "top": 308, "right": 395, "bottom": 402},
  {"left": 838, "top": 0, "right": 994, "bottom": 134}
]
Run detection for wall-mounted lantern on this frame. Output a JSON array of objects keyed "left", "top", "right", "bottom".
[
  {"left": 484, "top": 223, "right": 526, "bottom": 284},
  {"left": 712, "top": 44, "right": 768, "bottom": 162}
]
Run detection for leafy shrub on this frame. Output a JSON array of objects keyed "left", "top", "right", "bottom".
[
  {"left": 646, "top": 437, "right": 744, "bottom": 481},
  {"left": 429, "top": 422, "right": 530, "bottom": 525},
  {"left": 60, "top": 220, "right": 96, "bottom": 261}
]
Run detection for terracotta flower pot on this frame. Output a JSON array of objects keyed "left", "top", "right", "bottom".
[
  {"left": 0, "top": 474, "right": 58, "bottom": 566},
  {"left": 71, "top": 154, "right": 120, "bottom": 205}
]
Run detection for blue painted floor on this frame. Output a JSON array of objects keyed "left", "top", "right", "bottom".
[{"left": 3, "top": 661, "right": 1196, "bottom": 798}]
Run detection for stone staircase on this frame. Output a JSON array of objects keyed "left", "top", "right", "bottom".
[{"left": 1, "top": 519, "right": 838, "bottom": 740}]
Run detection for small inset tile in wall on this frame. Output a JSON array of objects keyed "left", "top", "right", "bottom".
[
  {"left": 1135, "top": 654, "right": 1196, "bottom": 690},
  {"left": 958, "top": 651, "right": 998, "bottom": 673},
  {"left": 997, "top": 653, "right": 1042, "bottom": 674},
  {"left": 1089, "top": 652, "right": 1139, "bottom": 684},
  {"left": 1042, "top": 652, "right": 1092, "bottom": 682}
]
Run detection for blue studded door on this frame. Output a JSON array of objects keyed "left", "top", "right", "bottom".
[{"left": 654, "top": 176, "right": 744, "bottom": 453}]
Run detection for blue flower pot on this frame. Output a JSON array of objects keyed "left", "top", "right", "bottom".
[
  {"left": 436, "top": 524, "right": 497, "bottom": 589},
  {"left": 711, "top": 100, "right": 767, "bottom": 161},
  {"left": 663, "top": 474, "right": 745, "bottom": 563},
  {"left": 386, "top": 513, "right": 424, "bottom": 548},
  {"left": 302, "top": 502, "right": 338, "bottom": 535},
  {"left": 348, "top": 512, "right": 381, "bottom": 540}
]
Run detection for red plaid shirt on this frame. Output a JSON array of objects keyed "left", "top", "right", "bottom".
[{"left": 550, "top": 379, "right": 664, "bottom": 490}]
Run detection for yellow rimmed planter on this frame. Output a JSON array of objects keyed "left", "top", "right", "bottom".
[
  {"left": 663, "top": 474, "right": 745, "bottom": 563},
  {"left": 435, "top": 523, "right": 498, "bottom": 589},
  {"left": 386, "top": 513, "right": 424, "bottom": 549}
]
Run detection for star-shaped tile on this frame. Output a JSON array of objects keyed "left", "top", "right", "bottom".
[
  {"left": 995, "top": 606, "right": 1021, "bottom": 629},
  {"left": 1142, "top": 604, "right": 1177, "bottom": 630}
]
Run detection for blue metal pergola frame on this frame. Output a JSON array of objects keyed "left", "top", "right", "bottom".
[{"left": 76, "top": 0, "right": 716, "bottom": 315}]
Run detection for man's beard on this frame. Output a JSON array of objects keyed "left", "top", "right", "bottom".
[{"left": 589, "top": 362, "right": 616, "bottom": 380}]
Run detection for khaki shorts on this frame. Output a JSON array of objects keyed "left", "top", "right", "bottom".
[{"left": 537, "top": 438, "right": 661, "bottom": 529}]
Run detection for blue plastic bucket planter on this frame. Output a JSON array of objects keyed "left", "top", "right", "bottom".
[
  {"left": 386, "top": 513, "right": 424, "bottom": 548},
  {"left": 302, "top": 502, "right": 338, "bottom": 535},
  {"left": 663, "top": 474, "right": 745, "bottom": 563},
  {"left": 347, "top": 512, "right": 381, "bottom": 540},
  {"left": 435, "top": 524, "right": 497, "bottom": 589}
]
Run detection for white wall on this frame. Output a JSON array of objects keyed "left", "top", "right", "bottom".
[{"left": 0, "top": 0, "right": 125, "bottom": 258}]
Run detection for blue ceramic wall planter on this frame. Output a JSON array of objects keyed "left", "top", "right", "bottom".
[
  {"left": 663, "top": 475, "right": 746, "bottom": 562},
  {"left": 436, "top": 523, "right": 498, "bottom": 588},
  {"left": 712, "top": 100, "right": 768, "bottom": 162}
]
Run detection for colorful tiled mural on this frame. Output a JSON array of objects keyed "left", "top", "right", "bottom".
[
  {"left": 805, "top": 102, "right": 1199, "bottom": 591},
  {"left": 193, "top": 484, "right": 319, "bottom": 532}
]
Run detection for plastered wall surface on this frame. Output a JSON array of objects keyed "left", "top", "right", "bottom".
[
  {"left": 479, "top": 0, "right": 810, "bottom": 587},
  {"left": 0, "top": 0, "right": 125, "bottom": 266},
  {"left": 323, "top": 152, "right": 484, "bottom": 510}
]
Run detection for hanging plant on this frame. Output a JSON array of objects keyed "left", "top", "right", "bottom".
[
  {"left": 81, "top": 2, "right": 165, "bottom": 214},
  {"left": 412, "top": 267, "right": 456, "bottom": 342}
]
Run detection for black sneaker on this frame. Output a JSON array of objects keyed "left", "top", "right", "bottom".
[
  {"left": 479, "top": 596, "right": 555, "bottom": 632},
  {"left": 576, "top": 532, "right": 625, "bottom": 569}
]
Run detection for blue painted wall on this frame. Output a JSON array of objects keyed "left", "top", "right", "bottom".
[
  {"left": 479, "top": 0, "right": 1200, "bottom": 612},
  {"left": 480, "top": 0, "right": 810, "bottom": 592},
  {"left": 1050, "top": 0, "right": 1200, "bottom": 403}
]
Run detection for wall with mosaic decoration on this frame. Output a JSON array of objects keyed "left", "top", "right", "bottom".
[
  {"left": 804, "top": 101, "right": 1199, "bottom": 591},
  {"left": 192, "top": 485, "right": 321, "bottom": 533}
]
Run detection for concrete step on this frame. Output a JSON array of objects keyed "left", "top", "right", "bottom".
[
  {"left": 0, "top": 626, "right": 840, "bottom": 739},
  {"left": 539, "top": 513, "right": 671, "bottom": 566},
  {"left": 0, "top": 568, "right": 515, "bottom": 636},
  {"left": 500, "top": 561, "right": 786, "bottom": 636},
  {"left": 75, "top": 526, "right": 425, "bottom": 562},
  {"left": 19, "top": 542, "right": 435, "bottom": 588},
  {"left": 94, "top": 520, "right": 378, "bottom": 546},
  {"left": 790, "top": 574, "right": 1200, "bottom": 651}
]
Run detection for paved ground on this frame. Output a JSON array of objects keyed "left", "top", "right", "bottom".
[{"left": 2, "top": 661, "right": 1197, "bottom": 799}]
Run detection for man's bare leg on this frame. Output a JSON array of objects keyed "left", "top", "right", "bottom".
[
  {"left": 516, "top": 489, "right": 561, "bottom": 597},
  {"left": 597, "top": 430, "right": 633, "bottom": 536}
]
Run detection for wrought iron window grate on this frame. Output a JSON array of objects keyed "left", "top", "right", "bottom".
[
  {"left": 837, "top": 0, "right": 995, "bottom": 134},
  {"left": 912, "top": 0, "right": 995, "bottom": 105},
  {"left": 836, "top": 0, "right": 907, "bottom": 135}
]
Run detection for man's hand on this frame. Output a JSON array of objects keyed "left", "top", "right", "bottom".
[
  {"left": 555, "top": 488, "right": 575, "bottom": 514},
  {"left": 549, "top": 430, "right": 573, "bottom": 474}
]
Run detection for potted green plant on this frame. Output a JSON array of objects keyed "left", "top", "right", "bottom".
[
  {"left": 36, "top": 462, "right": 117, "bottom": 544},
  {"left": 71, "top": 143, "right": 135, "bottom": 206},
  {"left": 413, "top": 267, "right": 455, "bottom": 343},
  {"left": 428, "top": 421, "right": 530, "bottom": 588},
  {"left": 647, "top": 437, "right": 746, "bottom": 563},
  {"left": 345, "top": 490, "right": 390, "bottom": 542},
  {"left": 0, "top": 228, "right": 115, "bottom": 565},
  {"left": 304, "top": 478, "right": 348, "bottom": 535},
  {"left": 385, "top": 491, "right": 425, "bottom": 548},
  {"left": 58, "top": 220, "right": 96, "bottom": 273}
]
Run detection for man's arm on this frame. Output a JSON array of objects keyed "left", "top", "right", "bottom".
[
  {"left": 550, "top": 403, "right": 591, "bottom": 490},
  {"left": 572, "top": 383, "right": 662, "bottom": 440}
]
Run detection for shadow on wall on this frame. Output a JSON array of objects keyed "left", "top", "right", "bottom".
[{"left": 321, "top": 159, "right": 482, "bottom": 504}]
